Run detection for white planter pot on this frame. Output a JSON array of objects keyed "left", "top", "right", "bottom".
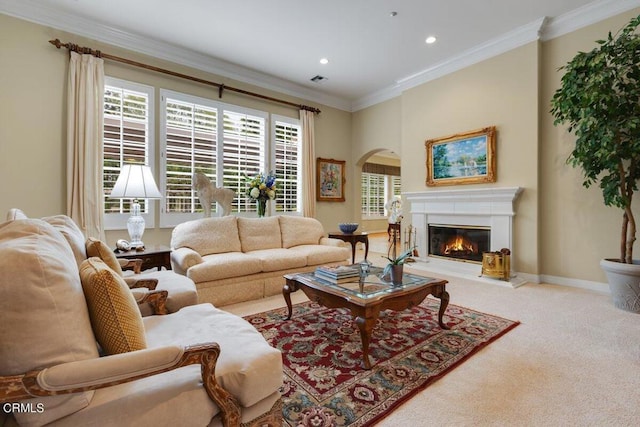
[{"left": 600, "top": 259, "right": 640, "bottom": 313}]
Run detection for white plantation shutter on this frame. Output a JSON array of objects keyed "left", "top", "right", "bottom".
[
  {"left": 273, "top": 117, "right": 301, "bottom": 214},
  {"left": 163, "top": 97, "right": 217, "bottom": 215},
  {"left": 392, "top": 175, "right": 402, "bottom": 197},
  {"left": 103, "top": 78, "right": 155, "bottom": 230},
  {"left": 361, "top": 172, "right": 386, "bottom": 217},
  {"left": 222, "top": 109, "right": 267, "bottom": 214}
]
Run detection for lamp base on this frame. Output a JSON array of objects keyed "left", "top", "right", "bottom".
[{"left": 127, "top": 202, "right": 146, "bottom": 249}]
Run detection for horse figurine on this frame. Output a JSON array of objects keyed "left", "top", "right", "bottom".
[{"left": 192, "top": 172, "right": 235, "bottom": 217}]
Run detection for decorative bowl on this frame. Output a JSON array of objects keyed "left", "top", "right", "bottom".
[{"left": 338, "top": 222, "right": 359, "bottom": 234}]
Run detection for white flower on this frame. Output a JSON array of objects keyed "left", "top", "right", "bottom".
[{"left": 250, "top": 187, "right": 260, "bottom": 199}]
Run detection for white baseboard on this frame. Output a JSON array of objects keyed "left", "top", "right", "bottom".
[{"left": 406, "top": 260, "right": 610, "bottom": 294}]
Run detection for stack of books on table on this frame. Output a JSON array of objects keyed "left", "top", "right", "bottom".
[{"left": 315, "top": 265, "right": 360, "bottom": 284}]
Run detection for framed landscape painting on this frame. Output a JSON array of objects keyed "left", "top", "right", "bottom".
[
  {"left": 317, "top": 158, "right": 345, "bottom": 202},
  {"left": 425, "top": 126, "right": 497, "bottom": 186}
]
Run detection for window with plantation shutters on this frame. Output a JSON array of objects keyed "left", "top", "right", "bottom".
[
  {"left": 103, "top": 78, "right": 155, "bottom": 230},
  {"left": 159, "top": 90, "right": 289, "bottom": 227},
  {"left": 163, "top": 96, "right": 217, "bottom": 216},
  {"left": 361, "top": 172, "right": 386, "bottom": 217},
  {"left": 272, "top": 116, "right": 301, "bottom": 214},
  {"left": 222, "top": 109, "right": 267, "bottom": 214}
]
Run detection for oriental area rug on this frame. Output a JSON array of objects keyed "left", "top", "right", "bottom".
[{"left": 244, "top": 299, "right": 519, "bottom": 426}]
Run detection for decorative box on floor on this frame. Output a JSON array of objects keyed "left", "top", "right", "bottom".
[{"left": 481, "top": 248, "right": 511, "bottom": 281}]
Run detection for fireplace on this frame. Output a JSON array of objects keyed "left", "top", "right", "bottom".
[
  {"left": 428, "top": 224, "right": 490, "bottom": 264},
  {"left": 404, "top": 187, "right": 523, "bottom": 285}
]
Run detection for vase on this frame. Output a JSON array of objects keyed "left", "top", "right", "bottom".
[
  {"left": 257, "top": 199, "right": 267, "bottom": 217},
  {"left": 390, "top": 264, "right": 404, "bottom": 286}
]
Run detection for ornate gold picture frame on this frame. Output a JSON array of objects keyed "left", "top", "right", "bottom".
[
  {"left": 317, "top": 158, "right": 345, "bottom": 202},
  {"left": 425, "top": 126, "right": 497, "bottom": 187}
]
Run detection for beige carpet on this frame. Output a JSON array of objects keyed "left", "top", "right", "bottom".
[{"left": 223, "top": 237, "right": 640, "bottom": 426}]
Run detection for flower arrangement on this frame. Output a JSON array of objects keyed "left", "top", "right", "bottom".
[{"left": 244, "top": 172, "right": 277, "bottom": 217}]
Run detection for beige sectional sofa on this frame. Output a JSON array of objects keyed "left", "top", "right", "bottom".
[{"left": 171, "top": 215, "right": 351, "bottom": 306}]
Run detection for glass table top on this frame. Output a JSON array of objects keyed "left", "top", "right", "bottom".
[{"left": 296, "top": 266, "right": 443, "bottom": 300}]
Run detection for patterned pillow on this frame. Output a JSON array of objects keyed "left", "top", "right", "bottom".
[
  {"left": 86, "top": 237, "right": 123, "bottom": 276},
  {"left": 79, "top": 257, "right": 147, "bottom": 355}
]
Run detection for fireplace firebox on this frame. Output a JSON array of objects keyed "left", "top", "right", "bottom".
[{"left": 428, "top": 224, "right": 490, "bottom": 264}]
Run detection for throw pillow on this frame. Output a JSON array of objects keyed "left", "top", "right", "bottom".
[
  {"left": 42, "top": 214, "right": 88, "bottom": 267},
  {"left": 79, "top": 257, "right": 147, "bottom": 355},
  {"left": 86, "top": 237, "right": 124, "bottom": 276}
]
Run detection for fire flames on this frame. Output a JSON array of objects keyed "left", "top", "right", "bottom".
[{"left": 443, "top": 236, "right": 475, "bottom": 255}]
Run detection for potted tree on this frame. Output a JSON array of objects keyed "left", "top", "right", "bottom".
[{"left": 550, "top": 14, "right": 640, "bottom": 313}]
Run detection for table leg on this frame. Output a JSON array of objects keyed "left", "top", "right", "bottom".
[
  {"left": 354, "top": 313, "right": 378, "bottom": 370},
  {"left": 437, "top": 290, "right": 450, "bottom": 329},
  {"left": 363, "top": 238, "right": 369, "bottom": 262},
  {"left": 348, "top": 242, "right": 356, "bottom": 264},
  {"left": 283, "top": 279, "right": 297, "bottom": 320}
]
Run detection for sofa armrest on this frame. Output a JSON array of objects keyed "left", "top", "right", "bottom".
[
  {"left": 124, "top": 276, "right": 159, "bottom": 290},
  {"left": 120, "top": 258, "right": 143, "bottom": 274},
  {"left": 131, "top": 289, "right": 169, "bottom": 315},
  {"left": 0, "top": 343, "right": 241, "bottom": 427},
  {"left": 320, "top": 237, "right": 347, "bottom": 247},
  {"left": 171, "top": 247, "right": 203, "bottom": 275}
]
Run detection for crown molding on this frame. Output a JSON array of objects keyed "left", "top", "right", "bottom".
[
  {"left": 0, "top": 0, "right": 353, "bottom": 112},
  {"left": 351, "top": 0, "right": 640, "bottom": 111},
  {"left": 351, "top": 17, "right": 547, "bottom": 111},
  {"left": 541, "top": 0, "right": 640, "bottom": 41}
]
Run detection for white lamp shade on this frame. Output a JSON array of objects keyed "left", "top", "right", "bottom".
[{"left": 110, "top": 164, "right": 161, "bottom": 199}]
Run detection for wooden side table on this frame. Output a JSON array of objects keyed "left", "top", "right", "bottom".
[
  {"left": 387, "top": 222, "right": 401, "bottom": 241},
  {"left": 115, "top": 245, "right": 172, "bottom": 271},
  {"left": 328, "top": 232, "right": 369, "bottom": 264}
]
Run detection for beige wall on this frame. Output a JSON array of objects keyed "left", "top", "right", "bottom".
[
  {"left": 540, "top": 9, "right": 640, "bottom": 283},
  {"left": 0, "top": 14, "right": 352, "bottom": 246},
  {"left": 402, "top": 42, "right": 540, "bottom": 274}
]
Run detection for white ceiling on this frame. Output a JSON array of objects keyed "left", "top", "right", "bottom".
[{"left": 2, "top": 0, "right": 639, "bottom": 111}]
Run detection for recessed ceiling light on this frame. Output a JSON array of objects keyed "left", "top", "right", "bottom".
[
  {"left": 425, "top": 36, "right": 437, "bottom": 44},
  {"left": 320, "top": 58, "right": 329, "bottom": 65}
]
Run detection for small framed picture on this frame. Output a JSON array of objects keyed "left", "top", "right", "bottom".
[
  {"left": 317, "top": 158, "right": 345, "bottom": 202},
  {"left": 425, "top": 126, "right": 497, "bottom": 186}
]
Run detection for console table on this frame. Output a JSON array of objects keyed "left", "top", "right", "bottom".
[{"left": 328, "top": 231, "right": 369, "bottom": 264}]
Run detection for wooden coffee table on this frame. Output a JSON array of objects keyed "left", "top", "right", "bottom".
[{"left": 283, "top": 267, "right": 449, "bottom": 369}]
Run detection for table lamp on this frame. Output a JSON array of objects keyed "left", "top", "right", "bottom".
[{"left": 109, "top": 164, "right": 162, "bottom": 249}]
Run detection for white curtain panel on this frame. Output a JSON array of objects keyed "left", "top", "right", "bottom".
[
  {"left": 67, "top": 51, "right": 105, "bottom": 240},
  {"left": 300, "top": 109, "right": 316, "bottom": 218}
]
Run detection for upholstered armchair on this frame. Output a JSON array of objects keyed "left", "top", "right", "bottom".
[{"left": 0, "top": 218, "right": 283, "bottom": 426}]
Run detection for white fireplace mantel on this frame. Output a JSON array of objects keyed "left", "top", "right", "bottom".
[{"left": 404, "top": 187, "right": 524, "bottom": 287}]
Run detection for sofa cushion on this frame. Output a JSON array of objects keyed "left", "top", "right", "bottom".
[
  {"left": 288, "top": 244, "right": 351, "bottom": 266},
  {"left": 187, "top": 252, "right": 263, "bottom": 282},
  {"left": 143, "top": 303, "right": 283, "bottom": 408},
  {"left": 86, "top": 237, "right": 124, "bottom": 276},
  {"left": 237, "top": 217, "right": 282, "bottom": 252},
  {"left": 79, "top": 257, "right": 147, "bottom": 355},
  {"left": 0, "top": 219, "right": 98, "bottom": 426},
  {"left": 245, "top": 248, "right": 308, "bottom": 272},
  {"left": 279, "top": 216, "right": 325, "bottom": 248},
  {"left": 42, "top": 214, "right": 88, "bottom": 267},
  {"left": 171, "top": 216, "right": 241, "bottom": 255}
]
